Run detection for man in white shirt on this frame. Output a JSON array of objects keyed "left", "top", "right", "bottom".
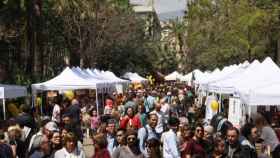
[
  {"left": 52, "top": 103, "right": 61, "bottom": 124},
  {"left": 106, "top": 119, "right": 117, "bottom": 156},
  {"left": 138, "top": 113, "right": 160, "bottom": 158},
  {"left": 160, "top": 98, "right": 170, "bottom": 121},
  {"left": 161, "top": 117, "right": 180, "bottom": 158},
  {"left": 150, "top": 102, "right": 165, "bottom": 134}
]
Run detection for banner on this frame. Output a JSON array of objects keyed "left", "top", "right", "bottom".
[
  {"left": 115, "top": 84, "right": 123, "bottom": 94},
  {"left": 205, "top": 95, "right": 217, "bottom": 121},
  {"left": 228, "top": 97, "right": 242, "bottom": 128},
  {"left": 0, "top": 87, "right": 4, "bottom": 98}
]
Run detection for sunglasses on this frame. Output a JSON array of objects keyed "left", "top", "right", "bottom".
[
  {"left": 127, "top": 137, "right": 136, "bottom": 141},
  {"left": 196, "top": 129, "right": 203, "bottom": 132}
]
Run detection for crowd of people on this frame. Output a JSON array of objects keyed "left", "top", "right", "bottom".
[{"left": 0, "top": 83, "right": 280, "bottom": 158}]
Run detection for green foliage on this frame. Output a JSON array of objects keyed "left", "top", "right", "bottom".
[
  {"left": 0, "top": 0, "right": 158, "bottom": 83},
  {"left": 186, "top": 0, "right": 280, "bottom": 71}
]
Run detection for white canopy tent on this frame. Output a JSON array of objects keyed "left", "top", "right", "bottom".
[
  {"left": 179, "top": 69, "right": 201, "bottom": 85},
  {"left": 246, "top": 83, "right": 280, "bottom": 106},
  {"left": 236, "top": 57, "right": 280, "bottom": 105},
  {"left": 123, "top": 72, "right": 148, "bottom": 83},
  {"left": 179, "top": 73, "right": 192, "bottom": 82},
  {"left": 32, "top": 67, "right": 106, "bottom": 91},
  {"left": 71, "top": 67, "right": 116, "bottom": 87},
  {"left": 192, "top": 69, "right": 204, "bottom": 80},
  {"left": 200, "top": 57, "right": 280, "bottom": 106},
  {"left": 196, "top": 68, "right": 220, "bottom": 85},
  {"left": 164, "top": 71, "right": 183, "bottom": 81},
  {"left": 73, "top": 67, "right": 130, "bottom": 93},
  {"left": 32, "top": 67, "right": 130, "bottom": 114},
  {"left": 85, "top": 68, "right": 117, "bottom": 84},
  {"left": 201, "top": 65, "right": 239, "bottom": 85},
  {"left": 205, "top": 60, "right": 261, "bottom": 94},
  {"left": 100, "top": 71, "right": 129, "bottom": 84},
  {"left": 32, "top": 67, "right": 107, "bottom": 114},
  {"left": 195, "top": 57, "right": 280, "bottom": 125},
  {"left": 0, "top": 84, "right": 27, "bottom": 120}
]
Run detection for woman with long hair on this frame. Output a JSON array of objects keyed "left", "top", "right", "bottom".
[
  {"left": 92, "top": 133, "right": 110, "bottom": 158},
  {"left": 119, "top": 107, "right": 141, "bottom": 130},
  {"left": 254, "top": 113, "right": 280, "bottom": 158},
  {"left": 54, "top": 132, "right": 85, "bottom": 158},
  {"left": 210, "top": 136, "right": 226, "bottom": 158},
  {"left": 50, "top": 131, "right": 62, "bottom": 158}
]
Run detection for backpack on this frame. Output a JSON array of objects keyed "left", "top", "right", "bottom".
[{"left": 143, "top": 125, "right": 160, "bottom": 144}]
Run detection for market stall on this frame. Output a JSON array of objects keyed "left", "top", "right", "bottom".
[
  {"left": 0, "top": 84, "right": 27, "bottom": 120},
  {"left": 164, "top": 71, "right": 183, "bottom": 81},
  {"left": 123, "top": 72, "right": 148, "bottom": 83},
  {"left": 32, "top": 67, "right": 107, "bottom": 114}
]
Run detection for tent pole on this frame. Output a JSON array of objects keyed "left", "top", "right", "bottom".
[
  {"left": 40, "top": 93, "right": 43, "bottom": 115},
  {"left": 96, "top": 89, "right": 99, "bottom": 115},
  {"left": 248, "top": 104, "right": 251, "bottom": 118},
  {"left": 102, "top": 88, "right": 104, "bottom": 108},
  {"left": 3, "top": 98, "right": 6, "bottom": 120},
  {"left": 219, "top": 90, "right": 222, "bottom": 113}
]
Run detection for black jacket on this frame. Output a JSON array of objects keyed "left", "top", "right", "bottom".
[
  {"left": 241, "top": 145, "right": 257, "bottom": 158},
  {"left": 16, "top": 113, "right": 36, "bottom": 129},
  {"left": 225, "top": 141, "right": 258, "bottom": 158}
]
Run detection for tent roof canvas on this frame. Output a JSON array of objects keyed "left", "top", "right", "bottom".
[
  {"left": 206, "top": 60, "right": 261, "bottom": 93},
  {"left": 123, "top": 72, "right": 147, "bottom": 83},
  {"left": 164, "top": 71, "right": 182, "bottom": 81},
  {"left": 32, "top": 67, "right": 104, "bottom": 91},
  {"left": 0, "top": 84, "right": 27, "bottom": 99}
]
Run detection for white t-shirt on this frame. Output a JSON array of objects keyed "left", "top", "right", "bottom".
[
  {"left": 161, "top": 129, "right": 180, "bottom": 158},
  {"left": 54, "top": 147, "right": 85, "bottom": 158},
  {"left": 161, "top": 103, "right": 170, "bottom": 117},
  {"left": 52, "top": 104, "right": 61, "bottom": 123},
  {"left": 261, "top": 126, "right": 280, "bottom": 151},
  {"left": 151, "top": 110, "right": 164, "bottom": 133}
]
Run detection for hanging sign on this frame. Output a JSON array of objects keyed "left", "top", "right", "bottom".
[
  {"left": 228, "top": 97, "right": 242, "bottom": 128},
  {"left": 0, "top": 87, "right": 4, "bottom": 98},
  {"left": 205, "top": 95, "right": 218, "bottom": 121},
  {"left": 115, "top": 84, "right": 123, "bottom": 94}
]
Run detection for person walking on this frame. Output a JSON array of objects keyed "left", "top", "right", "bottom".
[
  {"left": 138, "top": 113, "right": 160, "bottom": 157},
  {"left": 210, "top": 136, "right": 226, "bottom": 158},
  {"left": 92, "top": 133, "right": 111, "bottom": 158},
  {"left": 161, "top": 117, "right": 180, "bottom": 158},
  {"left": 240, "top": 123, "right": 258, "bottom": 158},
  {"left": 54, "top": 132, "right": 85, "bottom": 158},
  {"left": 112, "top": 129, "right": 143, "bottom": 158},
  {"left": 225, "top": 127, "right": 243, "bottom": 158},
  {"left": 120, "top": 107, "right": 141, "bottom": 130}
]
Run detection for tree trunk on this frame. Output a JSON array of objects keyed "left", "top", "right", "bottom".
[
  {"left": 247, "top": 26, "right": 251, "bottom": 62},
  {"left": 25, "top": 0, "right": 36, "bottom": 80},
  {"left": 275, "top": 38, "right": 280, "bottom": 64}
]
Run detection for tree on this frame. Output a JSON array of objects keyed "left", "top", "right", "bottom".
[
  {"left": 185, "top": 0, "right": 280, "bottom": 71},
  {"left": 0, "top": 0, "right": 158, "bottom": 83},
  {"left": 163, "top": 18, "right": 188, "bottom": 72}
]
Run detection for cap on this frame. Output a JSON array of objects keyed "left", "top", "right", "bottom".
[{"left": 44, "top": 121, "right": 59, "bottom": 132}]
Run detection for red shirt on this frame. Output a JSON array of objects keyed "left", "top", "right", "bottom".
[
  {"left": 120, "top": 115, "right": 142, "bottom": 129},
  {"left": 182, "top": 138, "right": 207, "bottom": 157},
  {"left": 92, "top": 148, "right": 111, "bottom": 158}
]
